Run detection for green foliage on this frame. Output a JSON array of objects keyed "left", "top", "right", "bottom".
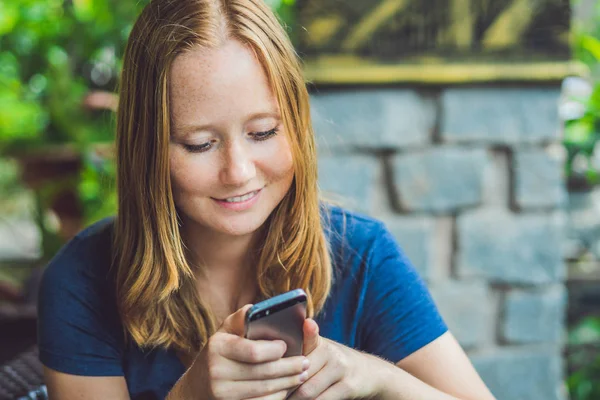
[
  {"left": 564, "top": 83, "right": 600, "bottom": 187},
  {"left": 0, "top": 0, "right": 149, "bottom": 259},
  {"left": 567, "top": 316, "right": 600, "bottom": 400},
  {"left": 0, "top": 0, "right": 294, "bottom": 259},
  {"left": 78, "top": 149, "right": 117, "bottom": 225},
  {"left": 0, "top": 0, "right": 150, "bottom": 152},
  {"left": 566, "top": 4, "right": 600, "bottom": 397},
  {"left": 564, "top": 2, "right": 600, "bottom": 189},
  {"left": 265, "top": 0, "right": 297, "bottom": 43}
]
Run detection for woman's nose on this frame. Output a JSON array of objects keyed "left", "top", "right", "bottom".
[{"left": 219, "top": 140, "right": 256, "bottom": 186}]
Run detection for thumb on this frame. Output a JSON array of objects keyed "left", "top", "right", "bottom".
[
  {"left": 219, "top": 304, "right": 253, "bottom": 337},
  {"left": 302, "top": 318, "right": 320, "bottom": 356}
]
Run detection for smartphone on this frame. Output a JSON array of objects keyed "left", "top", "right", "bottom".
[{"left": 244, "top": 288, "right": 307, "bottom": 357}]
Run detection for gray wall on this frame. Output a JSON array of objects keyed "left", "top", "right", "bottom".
[{"left": 313, "top": 86, "right": 568, "bottom": 400}]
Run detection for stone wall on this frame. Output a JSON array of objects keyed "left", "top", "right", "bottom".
[
  {"left": 312, "top": 86, "right": 568, "bottom": 400},
  {"left": 0, "top": 85, "right": 569, "bottom": 398}
]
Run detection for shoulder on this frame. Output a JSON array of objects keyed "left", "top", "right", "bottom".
[
  {"left": 322, "top": 204, "right": 387, "bottom": 250},
  {"left": 321, "top": 204, "right": 406, "bottom": 279},
  {"left": 43, "top": 217, "right": 115, "bottom": 281},
  {"left": 39, "top": 217, "right": 116, "bottom": 307},
  {"left": 38, "top": 217, "right": 125, "bottom": 376},
  {"left": 321, "top": 204, "right": 395, "bottom": 261}
]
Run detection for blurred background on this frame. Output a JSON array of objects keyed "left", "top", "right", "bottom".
[{"left": 0, "top": 0, "right": 599, "bottom": 399}]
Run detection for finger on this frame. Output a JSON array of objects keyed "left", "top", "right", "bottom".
[
  {"left": 302, "top": 318, "right": 320, "bottom": 356},
  {"left": 233, "top": 371, "right": 309, "bottom": 399},
  {"left": 228, "top": 356, "right": 310, "bottom": 381},
  {"left": 219, "top": 304, "right": 254, "bottom": 336},
  {"left": 220, "top": 335, "right": 287, "bottom": 363},
  {"left": 287, "top": 362, "right": 338, "bottom": 400},
  {"left": 296, "top": 342, "right": 328, "bottom": 383}
]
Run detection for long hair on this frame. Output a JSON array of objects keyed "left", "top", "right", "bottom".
[{"left": 113, "top": 0, "right": 332, "bottom": 353}]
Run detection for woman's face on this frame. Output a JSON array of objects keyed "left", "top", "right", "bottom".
[{"left": 168, "top": 39, "right": 294, "bottom": 238}]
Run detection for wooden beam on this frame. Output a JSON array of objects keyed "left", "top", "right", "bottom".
[
  {"left": 303, "top": 58, "right": 587, "bottom": 84},
  {"left": 450, "top": 0, "right": 473, "bottom": 49},
  {"left": 304, "top": 15, "right": 345, "bottom": 48},
  {"left": 482, "top": 0, "right": 536, "bottom": 50},
  {"left": 341, "top": 0, "right": 410, "bottom": 52}
]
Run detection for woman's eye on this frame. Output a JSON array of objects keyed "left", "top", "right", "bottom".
[
  {"left": 182, "top": 129, "right": 278, "bottom": 152},
  {"left": 183, "top": 142, "right": 212, "bottom": 153},
  {"left": 251, "top": 127, "right": 279, "bottom": 141}
]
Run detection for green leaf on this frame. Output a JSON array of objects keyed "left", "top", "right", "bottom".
[
  {"left": 72, "top": 0, "right": 95, "bottom": 22},
  {"left": 47, "top": 45, "right": 68, "bottom": 68},
  {"left": 0, "top": 93, "right": 46, "bottom": 143},
  {"left": 0, "top": 52, "right": 20, "bottom": 81},
  {"left": 569, "top": 317, "right": 600, "bottom": 345},
  {"left": 564, "top": 120, "right": 594, "bottom": 146},
  {"left": 580, "top": 36, "right": 600, "bottom": 62},
  {"left": 28, "top": 73, "right": 48, "bottom": 96},
  {"left": 0, "top": 1, "right": 19, "bottom": 36}
]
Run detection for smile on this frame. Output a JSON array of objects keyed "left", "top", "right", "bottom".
[{"left": 219, "top": 190, "right": 261, "bottom": 203}]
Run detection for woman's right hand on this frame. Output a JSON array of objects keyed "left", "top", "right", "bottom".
[{"left": 195, "top": 304, "right": 310, "bottom": 400}]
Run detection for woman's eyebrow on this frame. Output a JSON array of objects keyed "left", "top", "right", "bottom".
[
  {"left": 175, "top": 111, "right": 281, "bottom": 135},
  {"left": 244, "top": 111, "right": 281, "bottom": 122},
  {"left": 175, "top": 122, "right": 217, "bottom": 135}
]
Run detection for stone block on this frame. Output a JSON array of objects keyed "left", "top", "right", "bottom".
[
  {"left": 0, "top": 218, "right": 40, "bottom": 261},
  {"left": 441, "top": 87, "right": 560, "bottom": 144},
  {"left": 502, "top": 286, "right": 567, "bottom": 343},
  {"left": 471, "top": 349, "right": 566, "bottom": 400},
  {"left": 430, "top": 281, "right": 493, "bottom": 348},
  {"left": 311, "top": 89, "right": 435, "bottom": 150},
  {"left": 514, "top": 149, "right": 566, "bottom": 209},
  {"left": 457, "top": 209, "right": 565, "bottom": 284},
  {"left": 318, "top": 153, "right": 379, "bottom": 213},
  {"left": 482, "top": 150, "right": 510, "bottom": 207},
  {"left": 392, "top": 147, "right": 488, "bottom": 213},
  {"left": 383, "top": 216, "right": 452, "bottom": 280},
  {"left": 0, "top": 159, "right": 40, "bottom": 261}
]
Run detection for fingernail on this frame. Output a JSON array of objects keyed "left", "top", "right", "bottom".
[
  {"left": 299, "top": 371, "right": 308, "bottom": 382},
  {"left": 302, "top": 358, "right": 310, "bottom": 370}
]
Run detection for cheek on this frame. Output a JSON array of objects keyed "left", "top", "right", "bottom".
[
  {"left": 169, "top": 151, "right": 191, "bottom": 193},
  {"left": 169, "top": 149, "right": 217, "bottom": 195},
  {"left": 261, "top": 135, "right": 295, "bottom": 180}
]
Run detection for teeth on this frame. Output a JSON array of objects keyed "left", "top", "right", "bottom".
[{"left": 224, "top": 191, "right": 258, "bottom": 203}]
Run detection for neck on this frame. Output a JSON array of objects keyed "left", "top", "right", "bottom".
[
  {"left": 183, "top": 226, "right": 251, "bottom": 272},
  {"left": 180, "top": 219, "right": 263, "bottom": 315},
  {"left": 179, "top": 216, "right": 269, "bottom": 290}
]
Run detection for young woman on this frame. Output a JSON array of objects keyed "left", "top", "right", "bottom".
[{"left": 38, "top": 0, "right": 496, "bottom": 399}]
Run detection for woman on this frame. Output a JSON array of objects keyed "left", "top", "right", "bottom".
[{"left": 38, "top": 0, "right": 496, "bottom": 399}]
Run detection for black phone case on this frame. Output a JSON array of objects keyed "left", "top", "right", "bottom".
[{"left": 245, "top": 291, "right": 307, "bottom": 357}]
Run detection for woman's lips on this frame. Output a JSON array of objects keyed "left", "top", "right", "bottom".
[{"left": 212, "top": 189, "right": 262, "bottom": 211}]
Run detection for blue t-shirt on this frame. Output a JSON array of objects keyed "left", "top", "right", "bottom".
[{"left": 38, "top": 206, "right": 447, "bottom": 399}]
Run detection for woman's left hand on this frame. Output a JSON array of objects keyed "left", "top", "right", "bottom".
[{"left": 287, "top": 318, "right": 389, "bottom": 400}]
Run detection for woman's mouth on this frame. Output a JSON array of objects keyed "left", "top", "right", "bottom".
[
  {"left": 212, "top": 189, "right": 262, "bottom": 210},
  {"left": 220, "top": 190, "right": 261, "bottom": 203}
]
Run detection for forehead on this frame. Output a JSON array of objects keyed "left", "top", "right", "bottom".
[{"left": 169, "top": 39, "right": 279, "bottom": 127}]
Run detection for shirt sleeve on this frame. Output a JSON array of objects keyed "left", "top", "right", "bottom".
[
  {"left": 358, "top": 222, "right": 448, "bottom": 363},
  {"left": 37, "top": 237, "right": 124, "bottom": 376}
]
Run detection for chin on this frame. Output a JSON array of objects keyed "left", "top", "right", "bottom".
[{"left": 211, "top": 213, "right": 269, "bottom": 237}]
